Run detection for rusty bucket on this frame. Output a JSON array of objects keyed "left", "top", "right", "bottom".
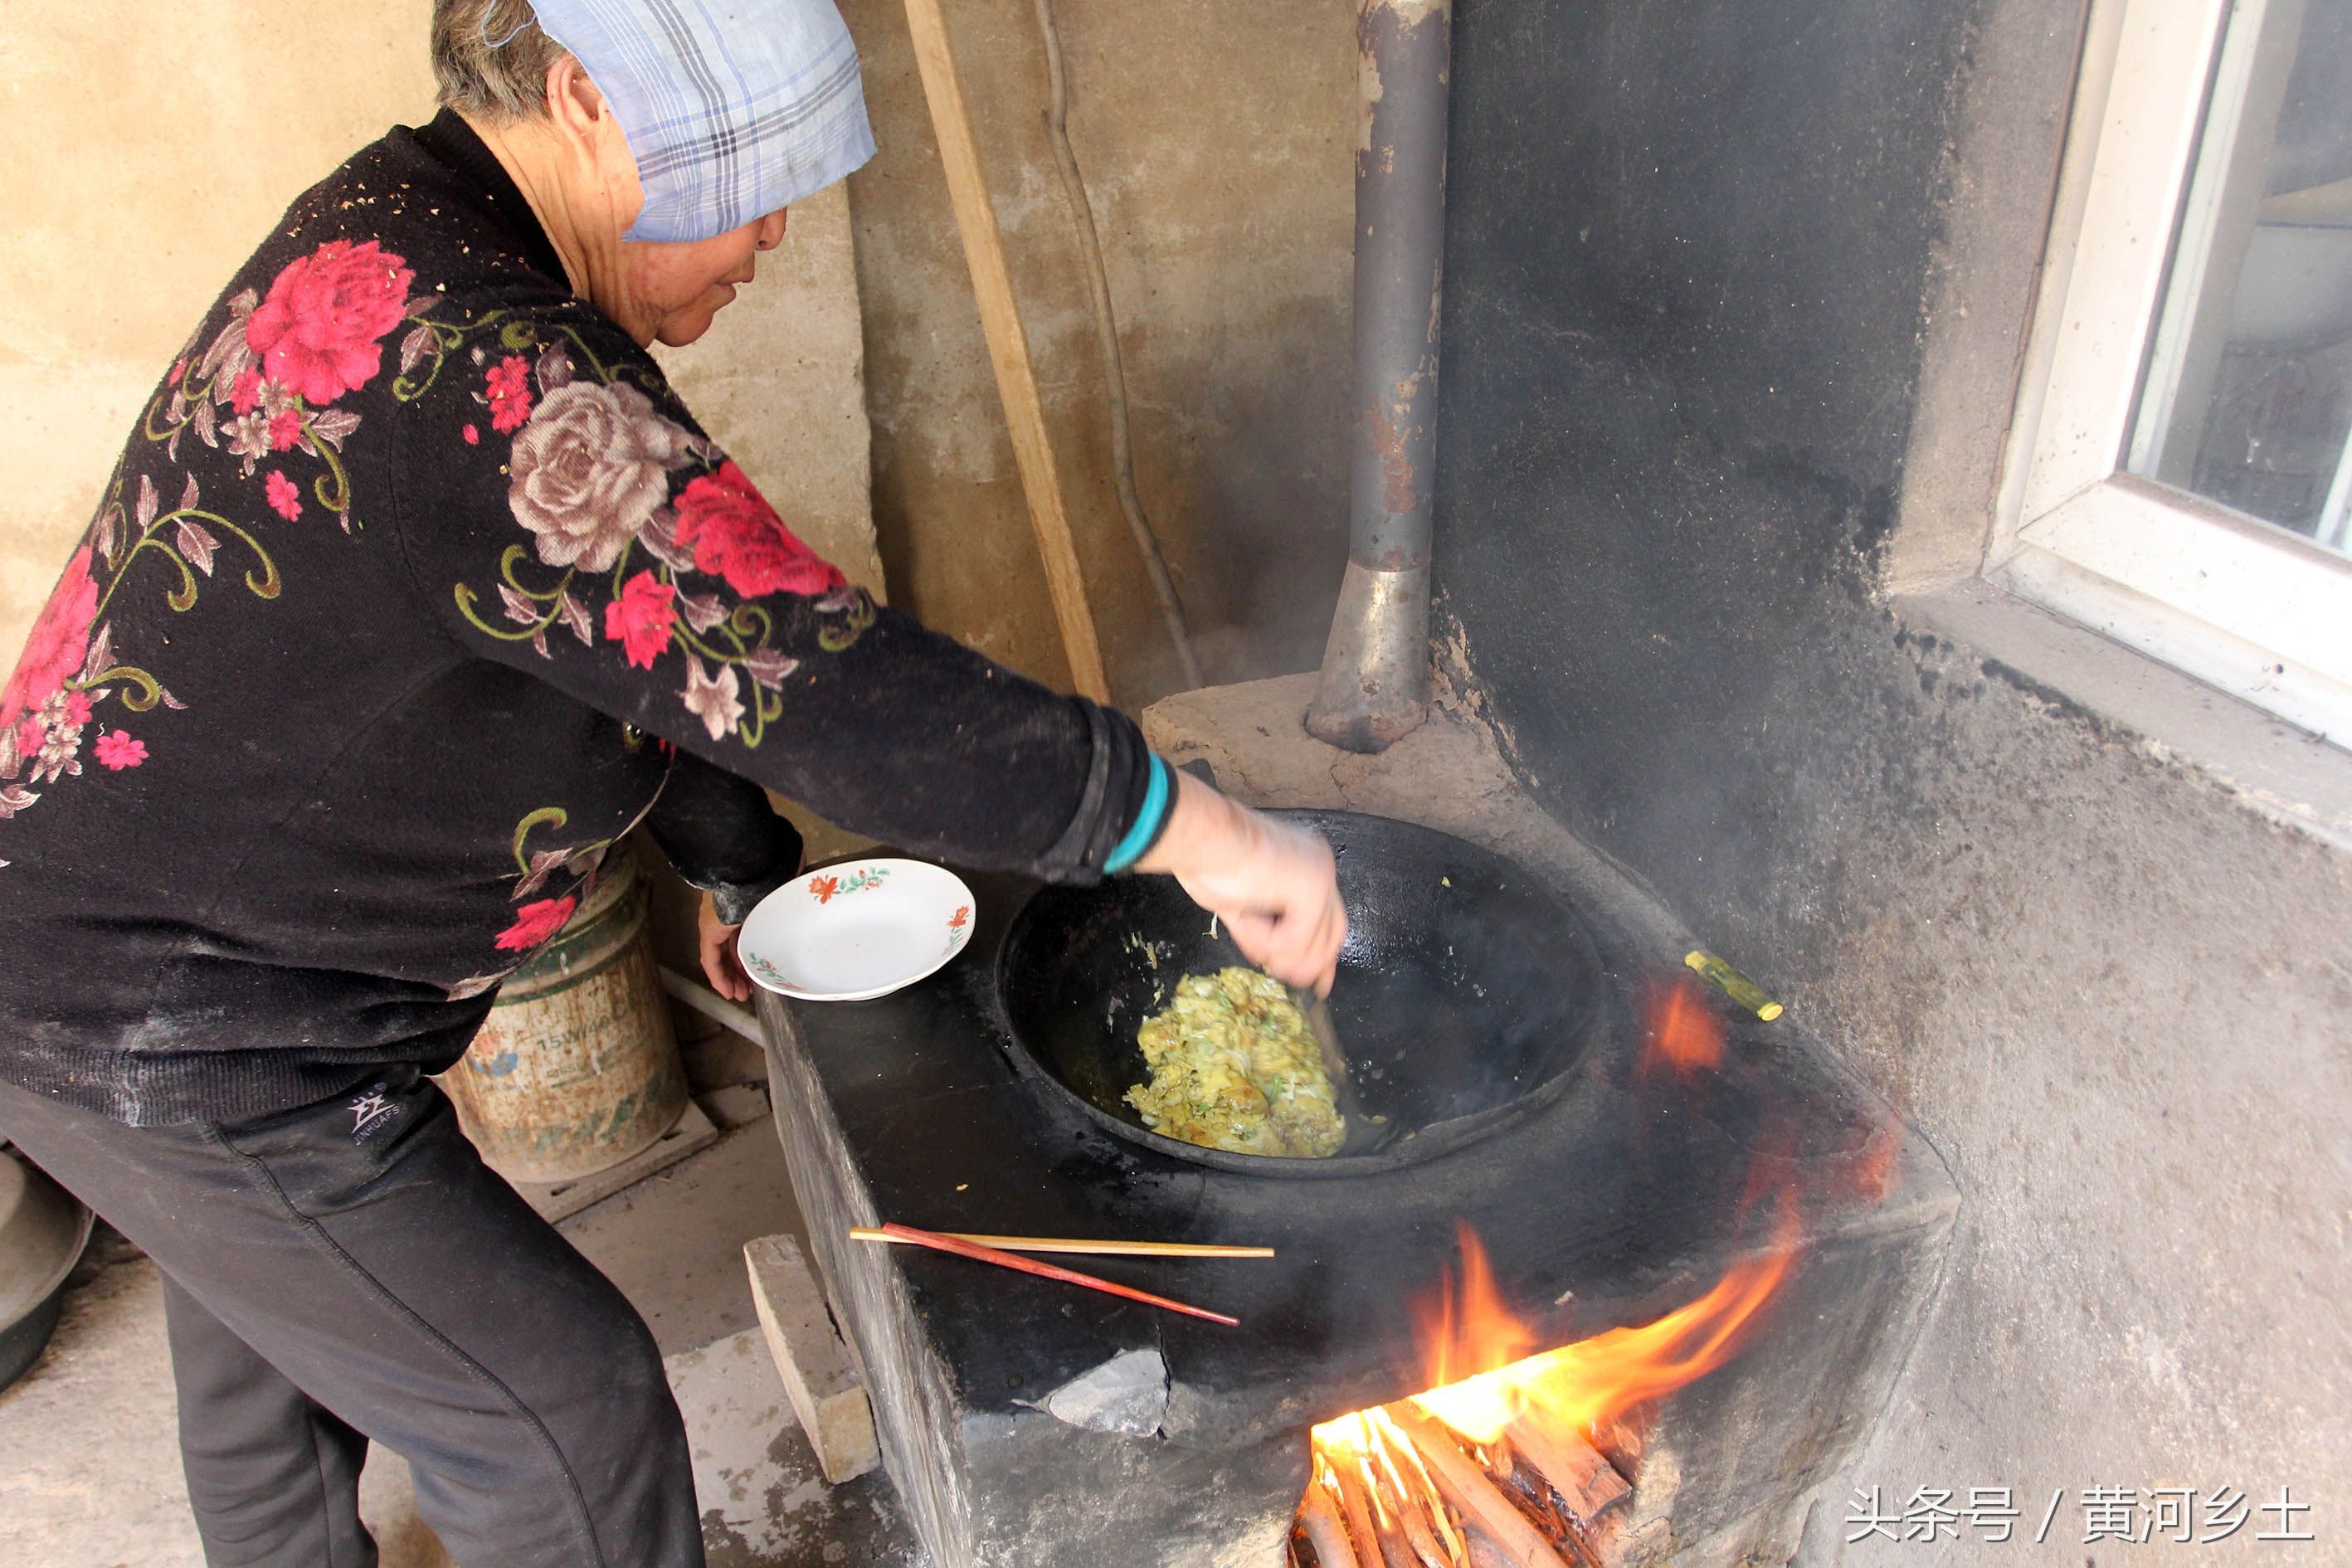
[{"left": 441, "top": 857, "right": 689, "bottom": 1184}]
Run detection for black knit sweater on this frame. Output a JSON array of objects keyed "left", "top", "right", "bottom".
[{"left": 0, "top": 113, "right": 1152, "bottom": 1125}]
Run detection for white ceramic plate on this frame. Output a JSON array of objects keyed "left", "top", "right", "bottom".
[{"left": 738, "top": 859, "right": 977, "bottom": 1001}]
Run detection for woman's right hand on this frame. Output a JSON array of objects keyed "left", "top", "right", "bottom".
[{"left": 1133, "top": 769, "right": 1347, "bottom": 996}]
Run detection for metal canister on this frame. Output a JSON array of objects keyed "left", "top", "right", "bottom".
[{"left": 441, "top": 857, "right": 689, "bottom": 1183}]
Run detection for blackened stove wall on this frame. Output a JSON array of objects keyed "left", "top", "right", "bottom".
[{"left": 1435, "top": 0, "right": 1979, "bottom": 918}]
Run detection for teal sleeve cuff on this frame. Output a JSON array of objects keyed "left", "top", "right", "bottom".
[{"left": 1103, "top": 753, "right": 1172, "bottom": 874}]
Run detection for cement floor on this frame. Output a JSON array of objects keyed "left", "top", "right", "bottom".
[{"left": 0, "top": 1098, "right": 927, "bottom": 1568}]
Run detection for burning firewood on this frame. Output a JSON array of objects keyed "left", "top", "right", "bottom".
[
  {"left": 1501, "top": 1415, "right": 1630, "bottom": 1522},
  {"left": 1299, "top": 1473, "right": 1362, "bottom": 1568},
  {"left": 1297, "top": 1209, "right": 1802, "bottom": 1566},
  {"left": 1363, "top": 1425, "right": 1456, "bottom": 1568},
  {"left": 1382, "top": 1402, "right": 1573, "bottom": 1568},
  {"left": 1307, "top": 1419, "right": 1454, "bottom": 1568},
  {"left": 1459, "top": 1526, "right": 1517, "bottom": 1568},
  {"left": 1486, "top": 1444, "right": 1570, "bottom": 1542},
  {"left": 1381, "top": 1415, "right": 1471, "bottom": 1568},
  {"left": 1391, "top": 1490, "right": 1455, "bottom": 1568},
  {"left": 1330, "top": 1451, "right": 1390, "bottom": 1568}
]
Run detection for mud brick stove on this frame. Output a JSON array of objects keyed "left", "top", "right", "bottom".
[{"left": 753, "top": 700, "right": 1956, "bottom": 1568}]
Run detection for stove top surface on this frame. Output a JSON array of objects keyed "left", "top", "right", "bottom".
[{"left": 767, "top": 852, "right": 1933, "bottom": 1449}]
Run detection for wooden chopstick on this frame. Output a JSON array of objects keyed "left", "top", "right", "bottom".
[
  {"left": 849, "top": 1227, "right": 1273, "bottom": 1259},
  {"left": 864, "top": 1222, "right": 1240, "bottom": 1327}
]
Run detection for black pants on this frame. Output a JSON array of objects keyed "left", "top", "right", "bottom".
[{"left": 0, "top": 1068, "right": 703, "bottom": 1568}]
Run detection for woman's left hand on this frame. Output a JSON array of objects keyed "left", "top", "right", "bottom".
[{"left": 697, "top": 889, "right": 753, "bottom": 1002}]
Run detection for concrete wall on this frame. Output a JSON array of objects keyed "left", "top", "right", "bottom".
[
  {"left": 834, "top": 0, "right": 1356, "bottom": 704},
  {"left": 1431, "top": 0, "right": 2352, "bottom": 1553},
  {"left": 1, "top": 0, "right": 880, "bottom": 670}
]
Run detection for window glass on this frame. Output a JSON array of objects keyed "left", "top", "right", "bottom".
[{"left": 2130, "top": 0, "right": 2352, "bottom": 554}]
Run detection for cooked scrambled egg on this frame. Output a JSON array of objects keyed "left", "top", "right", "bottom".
[{"left": 1124, "top": 967, "right": 1345, "bottom": 1157}]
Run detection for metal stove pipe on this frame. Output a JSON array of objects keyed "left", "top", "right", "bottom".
[{"left": 1305, "top": 0, "right": 1451, "bottom": 754}]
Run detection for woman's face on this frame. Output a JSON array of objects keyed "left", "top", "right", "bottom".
[
  {"left": 551, "top": 65, "right": 790, "bottom": 348},
  {"left": 621, "top": 207, "right": 790, "bottom": 348}
]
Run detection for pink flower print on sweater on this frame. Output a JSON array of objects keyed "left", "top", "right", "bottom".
[
  {"left": 243, "top": 240, "right": 414, "bottom": 407},
  {"left": 495, "top": 896, "right": 577, "bottom": 952},
  {"left": 485, "top": 354, "right": 534, "bottom": 435},
  {"left": 2, "top": 546, "right": 97, "bottom": 734},
  {"left": 604, "top": 570, "right": 675, "bottom": 670},
  {"left": 94, "top": 730, "right": 146, "bottom": 770},
  {"left": 265, "top": 471, "right": 303, "bottom": 522},
  {"left": 671, "top": 461, "right": 845, "bottom": 600}
]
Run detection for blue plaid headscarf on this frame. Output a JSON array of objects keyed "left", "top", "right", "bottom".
[{"left": 528, "top": 0, "right": 876, "bottom": 242}]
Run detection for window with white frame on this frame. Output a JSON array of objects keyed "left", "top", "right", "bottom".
[{"left": 2000, "top": 0, "right": 2352, "bottom": 748}]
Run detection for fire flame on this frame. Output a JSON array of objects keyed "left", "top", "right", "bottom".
[
  {"left": 1408, "top": 1210, "right": 1802, "bottom": 1446},
  {"left": 1298, "top": 958, "right": 1829, "bottom": 1564},
  {"left": 1638, "top": 975, "right": 1724, "bottom": 1080},
  {"left": 1320, "top": 1214, "right": 1802, "bottom": 1454},
  {"left": 1303, "top": 1210, "right": 1804, "bottom": 1563},
  {"left": 1408, "top": 1221, "right": 1540, "bottom": 1394}
]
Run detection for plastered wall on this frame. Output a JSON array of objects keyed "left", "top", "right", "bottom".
[
  {"left": 1, "top": 1, "right": 880, "bottom": 670},
  {"left": 834, "top": 0, "right": 1357, "bottom": 704}
]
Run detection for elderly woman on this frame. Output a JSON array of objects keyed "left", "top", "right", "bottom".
[{"left": 0, "top": 2, "right": 1344, "bottom": 1563}]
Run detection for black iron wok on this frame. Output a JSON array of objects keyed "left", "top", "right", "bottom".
[{"left": 997, "top": 810, "right": 1622, "bottom": 1177}]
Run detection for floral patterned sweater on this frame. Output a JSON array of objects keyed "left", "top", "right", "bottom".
[{"left": 0, "top": 112, "right": 1155, "bottom": 1125}]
